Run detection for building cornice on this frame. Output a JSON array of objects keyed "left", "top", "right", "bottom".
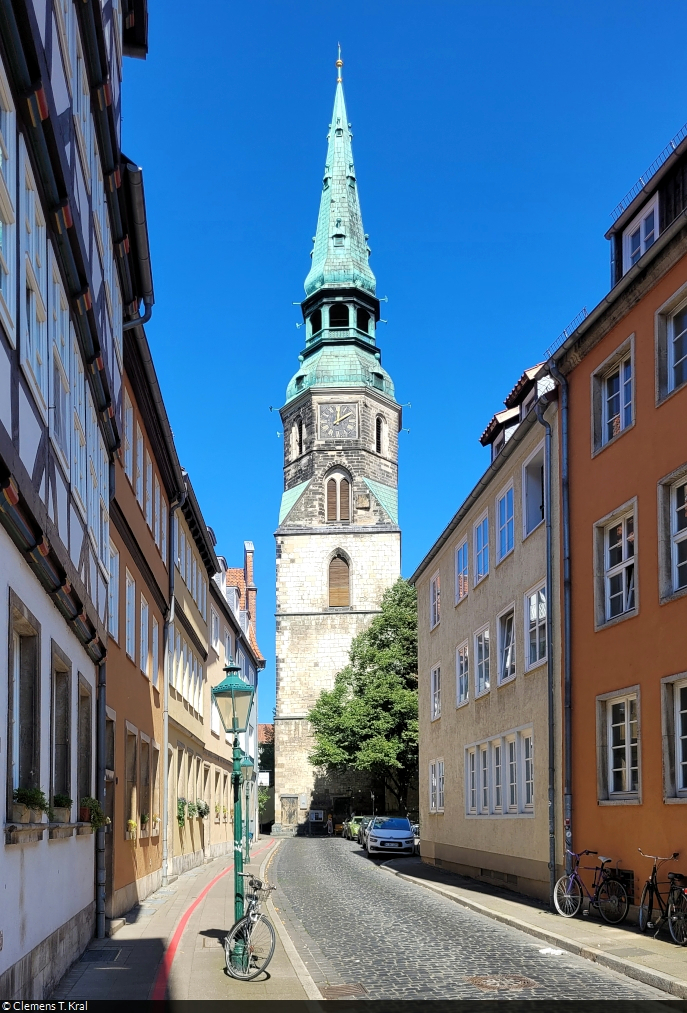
[{"left": 275, "top": 525, "right": 400, "bottom": 537}]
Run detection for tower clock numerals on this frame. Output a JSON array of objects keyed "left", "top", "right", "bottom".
[{"left": 319, "top": 403, "right": 358, "bottom": 439}]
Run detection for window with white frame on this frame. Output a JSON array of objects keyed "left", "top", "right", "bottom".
[
  {"left": 179, "top": 529, "right": 186, "bottom": 580},
  {"left": 455, "top": 540, "right": 468, "bottom": 603},
  {"left": 86, "top": 391, "right": 99, "bottom": 549},
  {"left": 140, "top": 596, "right": 149, "bottom": 677},
  {"left": 71, "top": 334, "right": 86, "bottom": 510},
  {"left": 670, "top": 302, "right": 687, "bottom": 393},
  {"left": 97, "top": 431, "right": 109, "bottom": 571},
  {"left": 429, "top": 572, "right": 440, "bottom": 629},
  {"left": 466, "top": 729, "right": 534, "bottom": 816},
  {"left": 475, "top": 514, "right": 489, "bottom": 583},
  {"left": 437, "top": 759, "right": 444, "bottom": 810},
  {"left": 20, "top": 142, "right": 48, "bottom": 413},
  {"left": 622, "top": 194, "right": 657, "bottom": 274},
  {"left": 161, "top": 499, "right": 168, "bottom": 565},
  {"left": 523, "top": 443, "right": 545, "bottom": 535},
  {"left": 154, "top": 476, "right": 160, "bottom": 546},
  {"left": 145, "top": 451, "right": 152, "bottom": 527},
  {"left": 123, "top": 391, "right": 133, "bottom": 480},
  {"left": 467, "top": 750, "right": 476, "bottom": 813},
  {"left": 135, "top": 423, "right": 143, "bottom": 506},
  {"left": 430, "top": 665, "right": 441, "bottom": 720},
  {"left": 497, "top": 486, "right": 514, "bottom": 560},
  {"left": 672, "top": 478, "right": 687, "bottom": 592},
  {"left": 498, "top": 608, "right": 516, "bottom": 683},
  {"left": 608, "top": 693, "right": 639, "bottom": 796},
  {"left": 429, "top": 761, "right": 437, "bottom": 811},
  {"left": 224, "top": 630, "right": 232, "bottom": 663},
  {"left": 605, "top": 511, "right": 635, "bottom": 620},
  {"left": 526, "top": 585, "right": 547, "bottom": 668},
  {"left": 603, "top": 354, "right": 632, "bottom": 443},
  {"left": 55, "top": 0, "right": 75, "bottom": 94},
  {"left": 456, "top": 642, "right": 469, "bottom": 705},
  {"left": 108, "top": 542, "right": 119, "bottom": 640},
  {"left": 73, "top": 32, "right": 93, "bottom": 180},
  {"left": 480, "top": 745, "right": 489, "bottom": 813},
  {"left": 0, "top": 62, "right": 16, "bottom": 344},
  {"left": 125, "top": 570, "right": 135, "bottom": 660},
  {"left": 674, "top": 680, "right": 687, "bottom": 795},
  {"left": 211, "top": 609, "right": 220, "bottom": 652},
  {"left": 475, "top": 627, "right": 490, "bottom": 696},
  {"left": 152, "top": 617, "right": 159, "bottom": 689},
  {"left": 50, "top": 257, "right": 70, "bottom": 466}
]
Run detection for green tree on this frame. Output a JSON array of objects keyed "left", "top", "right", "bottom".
[{"left": 308, "top": 579, "right": 418, "bottom": 810}]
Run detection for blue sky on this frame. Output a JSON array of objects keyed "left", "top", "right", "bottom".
[{"left": 123, "top": 1, "right": 687, "bottom": 721}]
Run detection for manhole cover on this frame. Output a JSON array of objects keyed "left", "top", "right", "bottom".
[
  {"left": 320, "top": 983, "right": 369, "bottom": 1000},
  {"left": 465, "top": 975, "right": 536, "bottom": 992},
  {"left": 81, "top": 949, "right": 120, "bottom": 963}
]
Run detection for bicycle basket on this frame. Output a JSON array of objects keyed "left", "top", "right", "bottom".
[{"left": 247, "top": 883, "right": 273, "bottom": 904}]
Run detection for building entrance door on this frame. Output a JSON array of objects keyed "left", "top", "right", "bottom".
[{"left": 281, "top": 795, "right": 298, "bottom": 826}]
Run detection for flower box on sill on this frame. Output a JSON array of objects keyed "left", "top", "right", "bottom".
[
  {"left": 125, "top": 831, "right": 136, "bottom": 841},
  {"left": 53, "top": 807, "right": 71, "bottom": 823}
]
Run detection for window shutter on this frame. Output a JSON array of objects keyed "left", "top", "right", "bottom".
[
  {"left": 329, "top": 556, "right": 350, "bottom": 607},
  {"left": 339, "top": 479, "right": 350, "bottom": 521},
  {"left": 327, "top": 479, "right": 337, "bottom": 521}
]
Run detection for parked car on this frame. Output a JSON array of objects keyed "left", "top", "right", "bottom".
[
  {"left": 356, "top": 815, "right": 375, "bottom": 845},
  {"left": 366, "top": 816, "right": 415, "bottom": 857},
  {"left": 346, "top": 815, "right": 363, "bottom": 841}
]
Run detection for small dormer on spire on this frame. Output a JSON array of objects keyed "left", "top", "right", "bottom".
[{"left": 304, "top": 49, "right": 376, "bottom": 298}]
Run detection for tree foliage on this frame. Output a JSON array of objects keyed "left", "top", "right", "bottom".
[{"left": 308, "top": 579, "right": 418, "bottom": 808}]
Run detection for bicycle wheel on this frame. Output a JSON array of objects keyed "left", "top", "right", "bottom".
[
  {"left": 598, "top": 879, "right": 629, "bottom": 924},
  {"left": 638, "top": 883, "right": 653, "bottom": 933},
  {"left": 668, "top": 890, "right": 687, "bottom": 945},
  {"left": 225, "top": 913, "right": 276, "bottom": 980},
  {"left": 554, "top": 874, "right": 583, "bottom": 917}
]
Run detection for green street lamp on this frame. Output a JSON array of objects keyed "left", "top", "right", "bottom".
[
  {"left": 212, "top": 661, "right": 255, "bottom": 934},
  {"left": 241, "top": 753, "right": 255, "bottom": 863}
]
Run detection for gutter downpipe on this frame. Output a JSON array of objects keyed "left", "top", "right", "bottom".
[
  {"left": 96, "top": 659, "right": 106, "bottom": 938},
  {"left": 548, "top": 359, "right": 572, "bottom": 874},
  {"left": 162, "top": 487, "right": 186, "bottom": 887},
  {"left": 534, "top": 400, "right": 556, "bottom": 910}
]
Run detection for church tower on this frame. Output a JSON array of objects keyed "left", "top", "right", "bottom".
[{"left": 273, "top": 53, "right": 401, "bottom": 830}]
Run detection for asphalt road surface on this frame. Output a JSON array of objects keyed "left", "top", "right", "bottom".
[{"left": 271, "top": 837, "right": 671, "bottom": 1001}]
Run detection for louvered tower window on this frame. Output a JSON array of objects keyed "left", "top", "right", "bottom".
[
  {"left": 329, "top": 556, "right": 350, "bottom": 607},
  {"left": 375, "top": 415, "right": 386, "bottom": 455},
  {"left": 326, "top": 473, "right": 351, "bottom": 522}
]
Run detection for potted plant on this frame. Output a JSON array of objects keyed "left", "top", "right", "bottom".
[
  {"left": 141, "top": 812, "right": 149, "bottom": 826},
  {"left": 222, "top": 806, "right": 228, "bottom": 823},
  {"left": 196, "top": 799, "right": 210, "bottom": 818},
  {"left": 187, "top": 800, "right": 198, "bottom": 819},
  {"left": 177, "top": 797, "right": 187, "bottom": 828},
  {"left": 214, "top": 803, "right": 221, "bottom": 823},
  {"left": 151, "top": 813, "right": 160, "bottom": 832},
  {"left": 126, "top": 819, "right": 137, "bottom": 839},
  {"left": 52, "top": 793, "right": 72, "bottom": 823},
  {"left": 80, "top": 796, "right": 110, "bottom": 832},
  {"left": 12, "top": 787, "right": 48, "bottom": 823}
]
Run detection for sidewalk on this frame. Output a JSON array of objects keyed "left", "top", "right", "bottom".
[
  {"left": 51, "top": 838, "right": 318, "bottom": 1001},
  {"left": 383, "top": 857, "right": 687, "bottom": 999}
]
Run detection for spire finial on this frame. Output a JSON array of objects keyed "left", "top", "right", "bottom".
[{"left": 336, "top": 43, "right": 343, "bottom": 83}]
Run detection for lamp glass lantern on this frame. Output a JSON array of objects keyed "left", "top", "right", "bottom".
[
  {"left": 212, "top": 662, "right": 254, "bottom": 734},
  {"left": 240, "top": 754, "right": 255, "bottom": 780}
]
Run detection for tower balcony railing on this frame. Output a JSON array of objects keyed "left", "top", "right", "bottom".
[{"left": 307, "top": 326, "right": 376, "bottom": 346}]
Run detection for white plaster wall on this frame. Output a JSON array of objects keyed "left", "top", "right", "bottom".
[{"left": 0, "top": 524, "right": 97, "bottom": 977}]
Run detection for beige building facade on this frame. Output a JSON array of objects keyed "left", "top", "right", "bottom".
[{"left": 413, "top": 371, "right": 562, "bottom": 902}]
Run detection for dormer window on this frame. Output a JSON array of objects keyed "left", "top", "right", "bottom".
[
  {"left": 622, "top": 194, "right": 658, "bottom": 274},
  {"left": 329, "top": 303, "right": 349, "bottom": 328},
  {"left": 310, "top": 309, "right": 322, "bottom": 335},
  {"left": 333, "top": 233, "right": 345, "bottom": 247},
  {"left": 493, "top": 431, "right": 505, "bottom": 459},
  {"left": 521, "top": 388, "right": 536, "bottom": 419}
]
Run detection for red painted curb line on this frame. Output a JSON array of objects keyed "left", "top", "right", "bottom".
[{"left": 151, "top": 838, "right": 275, "bottom": 1000}]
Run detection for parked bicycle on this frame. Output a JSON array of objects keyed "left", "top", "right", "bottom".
[
  {"left": 637, "top": 849, "right": 687, "bottom": 945},
  {"left": 554, "top": 850, "right": 629, "bottom": 924},
  {"left": 224, "top": 873, "right": 276, "bottom": 980}
]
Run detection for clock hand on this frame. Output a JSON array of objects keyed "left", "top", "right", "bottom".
[
  {"left": 338, "top": 413, "right": 352, "bottom": 424},
  {"left": 334, "top": 407, "right": 342, "bottom": 425}
]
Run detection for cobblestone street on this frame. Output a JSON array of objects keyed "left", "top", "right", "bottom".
[{"left": 272, "top": 838, "right": 671, "bottom": 1001}]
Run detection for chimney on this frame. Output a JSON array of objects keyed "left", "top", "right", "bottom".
[{"left": 244, "top": 540, "right": 257, "bottom": 635}]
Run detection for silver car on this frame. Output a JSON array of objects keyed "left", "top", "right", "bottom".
[{"left": 366, "top": 816, "right": 415, "bottom": 857}]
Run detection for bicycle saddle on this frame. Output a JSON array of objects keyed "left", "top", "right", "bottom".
[
  {"left": 598, "top": 856, "right": 612, "bottom": 864},
  {"left": 668, "top": 871, "right": 686, "bottom": 880}
]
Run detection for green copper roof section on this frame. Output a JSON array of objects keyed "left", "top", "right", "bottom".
[
  {"left": 278, "top": 479, "right": 310, "bottom": 524},
  {"left": 363, "top": 478, "right": 398, "bottom": 524},
  {"left": 304, "top": 55, "right": 376, "bottom": 297},
  {"left": 285, "top": 343, "right": 395, "bottom": 404}
]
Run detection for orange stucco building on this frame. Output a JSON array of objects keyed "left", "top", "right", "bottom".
[{"left": 552, "top": 142, "right": 687, "bottom": 904}]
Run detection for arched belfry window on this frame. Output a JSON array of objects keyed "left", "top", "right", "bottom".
[
  {"left": 326, "top": 470, "right": 351, "bottom": 522},
  {"left": 329, "top": 555, "right": 350, "bottom": 607},
  {"left": 297, "top": 418, "right": 303, "bottom": 456},
  {"left": 375, "top": 415, "right": 386, "bottom": 455},
  {"left": 329, "top": 304, "right": 349, "bottom": 328},
  {"left": 357, "top": 308, "right": 371, "bottom": 333},
  {"left": 310, "top": 309, "right": 322, "bottom": 336}
]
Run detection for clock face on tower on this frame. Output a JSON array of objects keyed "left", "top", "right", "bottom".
[{"left": 319, "top": 403, "right": 358, "bottom": 439}]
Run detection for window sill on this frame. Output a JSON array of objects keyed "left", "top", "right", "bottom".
[
  {"left": 473, "top": 574, "right": 488, "bottom": 589},
  {"left": 430, "top": 714, "right": 441, "bottom": 723},
  {"left": 598, "top": 797, "right": 641, "bottom": 806},
  {"left": 663, "top": 796, "right": 687, "bottom": 804},
  {"left": 496, "top": 548, "right": 514, "bottom": 567},
  {"left": 523, "top": 519, "right": 545, "bottom": 542},
  {"left": 660, "top": 584, "right": 687, "bottom": 607},
  {"left": 475, "top": 689, "right": 491, "bottom": 701},
  {"left": 5, "top": 821, "right": 92, "bottom": 844},
  {"left": 656, "top": 379, "right": 687, "bottom": 410},
  {"left": 429, "top": 622, "right": 440, "bottom": 632},
  {"left": 594, "top": 608, "right": 639, "bottom": 633},
  {"left": 456, "top": 699, "right": 469, "bottom": 710},
  {"left": 465, "top": 811, "right": 535, "bottom": 819},
  {"left": 497, "top": 675, "right": 517, "bottom": 688},
  {"left": 524, "top": 659, "right": 547, "bottom": 674},
  {"left": 591, "top": 419, "right": 635, "bottom": 460}
]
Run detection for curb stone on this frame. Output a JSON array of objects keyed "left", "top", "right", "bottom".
[{"left": 381, "top": 863, "right": 687, "bottom": 1000}]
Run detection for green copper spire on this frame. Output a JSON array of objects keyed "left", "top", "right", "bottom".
[{"left": 304, "top": 49, "right": 376, "bottom": 297}]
